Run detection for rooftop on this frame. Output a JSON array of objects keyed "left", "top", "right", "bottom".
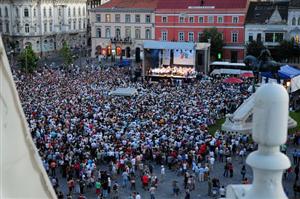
[
  {"left": 156, "top": 0, "right": 248, "bottom": 10},
  {"left": 290, "top": 0, "right": 300, "bottom": 8},
  {"left": 95, "top": 0, "right": 158, "bottom": 9},
  {"left": 245, "top": 1, "right": 289, "bottom": 24}
]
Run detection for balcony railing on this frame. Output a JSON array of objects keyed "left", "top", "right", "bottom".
[{"left": 110, "top": 37, "right": 132, "bottom": 44}]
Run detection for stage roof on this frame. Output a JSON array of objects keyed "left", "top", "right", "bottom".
[{"left": 144, "top": 40, "right": 195, "bottom": 50}]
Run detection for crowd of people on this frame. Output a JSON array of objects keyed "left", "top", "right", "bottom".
[{"left": 14, "top": 64, "right": 298, "bottom": 199}]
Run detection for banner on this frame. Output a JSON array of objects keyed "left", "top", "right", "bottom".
[{"left": 162, "top": 49, "right": 171, "bottom": 65}]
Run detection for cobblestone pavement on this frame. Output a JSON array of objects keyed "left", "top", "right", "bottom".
[{"left": 56, "top": 146, "right": 297, "bottom": 199}]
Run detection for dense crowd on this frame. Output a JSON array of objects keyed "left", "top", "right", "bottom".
[{"left": 14, "top": 65, "right": 300, "bottom": 199}]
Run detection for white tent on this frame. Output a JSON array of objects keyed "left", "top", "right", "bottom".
[
  {"left": 0, "top": 38, "right": 57, "bottom": 198},
  {"left": 110, "top": 87, "right": 138, "bottom": 97}
]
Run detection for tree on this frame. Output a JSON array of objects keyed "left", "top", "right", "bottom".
[
  {"left": 276, "top": 39, "right": 296, "bottom": 62},
  {"left": 246, "top": 40, "right": 265, "bottom": 58},
  {"left": 200, "top": 28, "right": 224, "bottom": 60},
  {"left": 18, "top": 45, "right": 38, "bottom": 73},
  {"left": 60, "top": 41, "right": 73, "bottom": 67}
]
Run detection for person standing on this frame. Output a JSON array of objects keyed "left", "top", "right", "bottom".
[
  {"left": 149, "top": 185, "right": 156, "bottom": 199},
  {"left": 160, "top": 165, "right": 165, "bottom": 182},
  {"left": 241, "top": 165, "right": 246, "bottom": 180}
]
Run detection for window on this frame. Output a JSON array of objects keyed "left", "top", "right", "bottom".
[
  {"left": 96, "top": 28, "right": 101, "bottom": 37},
  {"left": 78, "top": 7, "right": 81, "bottom": 16},
  {"left": 178, "top": 32, "right": 184, "bottom": 41},
  {"left": 49, "top": 8, "right": 52, "bottom": 17},
  {"left": 146, "top": 15, "right": 151, "bottom": 23},
  {"left": 68, "top": 8, "right": 71, "bottom": 17},
  {"left": 232, "top": 32, "right": 238, "bottom": 43},
  {"left": 115, "top": 14, "right": 120, "bottom": 22},
  {"left": 135, "top": 28, "right": 141, "bottom": 39},
  {"left": 44, "top": 23, "right": 47, "bottom": 32},
  {"left": 59, "top": 22, "right": 62, "bottom": 31},
  {"left": 162, "top": 31, "right": 167, "bottom": 41},
  {"left": 5, "top": 22, "right": 9, "bottom": 33},
  {"left": 59, "top": 8, "right": 62, "bottom": 16},
  {"left": 265, "top": 33, "right": 273, "bottom": 42},
  {"left": 43, "top": 7, "right": 46, "bottom": 17},
  {"left": 33, "top": 8, "right": 36, "bottom": 17},
  {"left": 298, "top": 17, "right": 300, "bottom": 25},
  {"left": 79, "top": 20, "right": 81, "bottom": 29},
  {"left": 0, "top": 8, "right": 2, "bottom": 17},
  {"left": 208, "top": 16, "right": 214, "bottom": 23},
  {"left": 179, "top": 16, "right": 184, "bottom": 23},
  {"left": 189, "top": 17, "right": 194, "bottom": 23},
  {"left": 135, "top": 14, "right": 140, "bottom": 23},
  {"left": 199, "top": 16, "right": 204, "bottom": 23},
  {"left": 73, "top": 21, "right": 76, "bottom": 29},
  {"left": 162, "top": 16, "right": 167, "bottom": 23},
  {"left": 125, "top": 27, "right": 131, "bottom": 37},
  {"left": 49, "top": 22, "right": 52, "bottom": 31},
  {"left": 232, "top": 16, "right": 239, "bottom": 23},
  {"left": 82, "top": 7, "right": 85, "bottom": 16},
  {"left": 16, "top": 8, "right": 19, "bottom": 17},
  {"left": 248, "top": 33, "right": 253, "bottom": 42},
  {"left": 218, "top": 16, "right": 223, "bottom": 23},
  {"left": 25, "top": 23, "right": 29, "bottom": 33},
  {"left": 73, "top": 7, "right": 75, "bottom": 16},
  {"left": 292, "top": 17, "right": 296, "bottom": 25},
  {"left": 24, "top": 8, "right": 29, "bottom": 17},
  {"left": 275, "top": 33, "right": 283, "bottom": 42},
  {"left": 105, "top": 27, "right": 111, "bottom": 37},
  {"left": 96, "top": 14, "right": 101, "bottom": 22},
  {"left": 115, "top": 27, "right": 121, "bottom": 38},
  {"left": 83, "top": 20, "right": 86, "bottom": 29},
  {"left": 257, "top": 33, "right": 261, "bottom": 42},
  {"left": 68, "top": 20, "right": 71, "bottom": 29},
  {"left": 145, "top": 29, "right": 151, "bottom": 39},
  {"left": 125, "top": 14, "right": 131, "bottom": 23},
  {"left": 5, "top": 7, "right": 8, "bottom": 17},
  {"left": 0, "top": 22, "right": 2, "bottom": 32},
  {"left": 198, "top": 32, "right": 202, "bottom": 42},
  {"left": 105, "top": 14, "right": 111, "bottom": 22},
  {"left": 188, "top": 32, "right": 194, "bottom": 42}
]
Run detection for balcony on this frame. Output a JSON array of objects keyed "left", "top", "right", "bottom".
[{"left": 110, "top": 37, "right": 132, "bottom": 45}]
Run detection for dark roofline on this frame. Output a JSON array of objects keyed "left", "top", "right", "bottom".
[{"left": 91, "top": 7, "right": 155, "bottom": 13}]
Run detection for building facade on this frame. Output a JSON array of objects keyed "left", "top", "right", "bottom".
[
  {"left": 154, "top": 0, "right": 248, "bottom": 63},
  {"left": 245, "top": 1, "right": 289, "bottom": 49},
  {"left": 90, "top": 0, "right": 157, "bottom": 60},
  {"left": 0, "top": 0, "right": 87, "bottom": 55},
  {"left": 288, "top": 0, "right": 300, "bottom": 43}
]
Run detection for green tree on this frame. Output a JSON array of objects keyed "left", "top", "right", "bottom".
[
  {"left": 60, "top": 41, "right": 73, "bottom": 67},
  {"left": 18, "top": 45, "right": 38, "bottom": 73},
  {"left": 200, "top": 28, "right": 224, "bottom": 60},
  {"left": 246, "top": 40, "right": 265, "bottom": 58},
  {"left": 277, "top": 39, "right": 296, "bottom": 62}
]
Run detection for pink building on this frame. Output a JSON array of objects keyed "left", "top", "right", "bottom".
[{"left": 155, "top": 0, "right": 248, "bottom": 63}]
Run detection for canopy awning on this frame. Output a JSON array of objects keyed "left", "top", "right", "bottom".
[
  {"left": 261, "top": 65, "right": 300, "bottom": 79},
  {"left": 144, "top": 40, "right": 195, "bottom": 50}
]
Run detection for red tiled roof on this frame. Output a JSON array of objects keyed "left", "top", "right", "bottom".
[
  {"left": 98, "top": 0, "right": 159, "bottom": 9},
  {"left": 157, "top": 0, "right": 248, "bottom": 9}
]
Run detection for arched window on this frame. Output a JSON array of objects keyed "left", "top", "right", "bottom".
[
  {"left": 105, "top": 28, "right": 111, "bottom": 38},
  {"left": 298, "top": 17, "right": 300, "bottom": 26},
  {"left": 115, "top": 28, "right": 121, "bottom": 38},
  {"left": 16, "top": 7, "right": 19, "bottom": 17},
  {"left": 82, "top": 7, "right": 85, "bottom": 16},
  {"left": 43, "top": 7, "right": 46, "bottom": 17},
  {"left": 25, "top": 24, "right": 30, "bottom": 33},
  {"left": 78, "top": 7, "right": 81, "bottom": 16},
  {"left": 33, "top": 8, "right": 36, "bottom": 17},
  {"left": 78, "top": 20, "right": 81, "bottom": 29},
  {"left": 68, "top": 7, "right": 71, "bottom": 17},
  {"left": 5, "top": 7, "right": 8, "bottom": 17},
  {"left": 49, "top": 8, "right": 52, "bottom": 17},
  {"left": 24, "top": 8, "right": 29, "bottom": 17},
  {"left": 58, "top": 8, "right": 62, "bottom": 16},
  {"left": 96, "top": 28, "right": 101, "bottom": 37},
  {"left": 292, "top": 17, "right": 296, "bottom": 25},
  {"left": 73, "top": 7, "right": 75, "bottom": 16},
  {"left": 73, "top": 20, "right": 76, "bottom": 29},
  {"left": 146, "top": 29, "right": 151, "bottom": 39}
]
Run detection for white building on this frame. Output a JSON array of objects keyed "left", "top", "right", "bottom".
[
  {"left": 0, "top": 0, "right": 87, "bottom": 55},
  {"left": 288, "top": 0, "right": 300, "bottom": 43},
  {"left": 89, "top": 0, "right": 157, "bottom": 61},
  {"left": 245, "top": 1, "right": 289, "bottom": 47}
]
